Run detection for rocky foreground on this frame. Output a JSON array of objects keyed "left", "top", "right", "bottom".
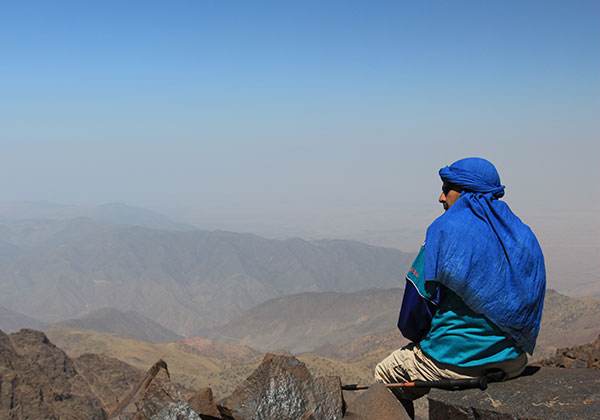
[{"left": 1, "top": 329, "right": 600, "bottom": 419}]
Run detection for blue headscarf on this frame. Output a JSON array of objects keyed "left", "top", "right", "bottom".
[{"left": 424, "top": 157, "right": 546, "bottom": 354}]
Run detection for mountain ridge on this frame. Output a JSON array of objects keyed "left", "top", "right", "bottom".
[
  {"left": 211, "top": 288, "right": 405, "bottom": 354},
  {"left": 0, "top": 218, "right": 414, "bottom": 336},
  {"left": 49, "top": 307, "right": 184, "bottom": 343},
  {"left": 0, "top": 201, "right": 195, "bottom": 231},
  {"left": 210, "top": 288, "right": 600, "bottom": 360}
]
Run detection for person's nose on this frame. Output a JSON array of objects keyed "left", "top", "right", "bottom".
[{"left": 439, "top": 192, "right": 446, "bottom": 203}]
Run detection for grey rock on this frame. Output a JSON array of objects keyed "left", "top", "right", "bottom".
[
  {"left": 151, "top": 401, "right": 204, "bottom": 420},
  {"left": 345, "top": 382, "right": 410, "bottom": 420},
  {"left": 188, "top": 387, "right": 221, "bottom": 419},
  {"left": 0, "top": 329, "right": 104, "bottom": 420},
  {"left": 104, "top": 359, "right": 202, "bottom": 420},
  {"left": 428, "top": 366, "right": 600, "bottom": 420},
  {"left": 310, "top": 376, "right": 346, "bottom": 420},
  {"left": 220, "top": 353, "right": 344, "bottom": 420},
  {"left": 537, "top": 334, "right": 600, "bottom": 370}
]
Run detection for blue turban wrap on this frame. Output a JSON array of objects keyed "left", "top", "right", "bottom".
[{"left": 424, "top": 157, "right": 546, "bottom": 354}]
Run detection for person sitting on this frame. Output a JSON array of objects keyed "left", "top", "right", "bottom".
[{"left": 375, "top": 157, "right": 546, "bottom": 419}]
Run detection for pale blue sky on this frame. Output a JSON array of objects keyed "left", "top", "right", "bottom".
[{"left": 1, "top": 1, "right": 599, "bottom": 291}]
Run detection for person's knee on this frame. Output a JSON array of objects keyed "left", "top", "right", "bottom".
[{"left": 374, "top": 360, "right": 389, "bottom": 383}]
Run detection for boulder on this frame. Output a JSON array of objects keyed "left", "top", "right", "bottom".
[
  {"left": 150, "top": 401, "right": 203, "bottom": 420},
  {"left": 188, "top": 387, "right": 221, "bottom": 420},
  {"left": 220, "top": 353, "right": 344, "bottom": 420},
  {"left": 344, "top": 382, "right": 410, "bottom": 420},
  {"left": 103, "top": 359, "right": 201, "bottom": 420},
  {"left": 0, "top": 329, "right": 104, "bottom": 420},
  {"left": 537, "top": 334, "right": 600, "bottom": 370},
  {"left": 74, "top": 353, "right": 145, "bottom": 407},
  {"left": 428, "top": 366, "right": 600, "bottom": 420}
]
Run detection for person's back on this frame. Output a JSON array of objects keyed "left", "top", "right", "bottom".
[{"left": 375, "top": 157, "right": 546, "bottom": 418}]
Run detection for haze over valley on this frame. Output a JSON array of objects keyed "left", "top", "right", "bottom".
[
  {"left": 1, "top": 202, "right": 598, "bottom": 376},
  {"left": 0, "top": 204, "right": 415, "bottom": 336},
  {"left": 2, "top": 2, "right": 599, "bottom": 418}
]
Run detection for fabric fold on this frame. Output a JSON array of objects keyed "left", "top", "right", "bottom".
[{"left": 424, "top": 158, "right": 545, "bottom": 354}]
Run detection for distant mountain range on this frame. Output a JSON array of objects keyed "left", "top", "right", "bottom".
[
  {"left": 1, "top": 202, "right": 597, "bottom": 363},
  {"left": 42, "top": 287, "right": 600, "bottom": 402},
  {"left": 211, "top": 288, "right": 404, "bottom": 353},
  {"left": 38, "top": 287, "right": 600, "bottom": 365},
  {"left": 0, "top": 201, "right": 195, "bottom": 231},
  {"left": 533, "top": 289, "right": 600, "bottom": 359},
  {"left": 0, "top": 306, "right": 49, "bottom": 333},
  {"left": 49, "top": 307, "right": 184, "bottom": 344},
  {"left": 0, "top": 218, "right": 414, "bottom": 336},
  {"left": 210, "top": 288, "right": 600, "bottom": 359}
]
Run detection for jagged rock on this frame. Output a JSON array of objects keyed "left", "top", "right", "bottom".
[
  {"left": 220, "top": 353, "right": 344, "bottom": 420},
  {"left": 103, "top": 359, "right": 200, "bottom": 420},
  {"left": 428, "top": 366, "right": 600, "bottom": 420},
  {"left": 537, "top": 334, "right": 600, "bottom": 369},
  {"left": 152, "top": 401, "right": 203, "bottom": 420},
  {"left": 188, "top": 387, "right": 221, "bottom": 419},
  {"left": 344, "top": 382, "right": 410, "bottom": 420},
  {"left": 0, "top": 328, "right": 104, "bottom": 419},
  {"left": 74, "top": 353, "right": 145, "bottom": 407}
]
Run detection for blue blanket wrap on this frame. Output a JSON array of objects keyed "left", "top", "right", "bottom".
[{"left": 424, "top": 158, "right": 546, "bottom": 354}]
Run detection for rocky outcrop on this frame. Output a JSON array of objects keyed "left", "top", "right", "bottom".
[
  {"left": 102, "top": 353, "right": 418, "bottom": 420},
  {"left": 74, "top": 353, "right": 145, "bottom": 407},
  {"left": 344, "top": 382, "right": 410, "bottom": 420},
  {"left": 104, "top": 353, "right": 414, "bottom": 420},
  {"left": 427, "top": 366, "right": 600, "bottom": 420},
  {"left": 187, "top": 387, "right": 222, "bottom": 420},
  {"left": 6, "top": 326, "right": 600, "bottom": 420},
  {"left": 0, "top": 328, "right": 103, "bottom": 419},
  {"left": 537, "top": 334, "right": 600, "bottom": 369},
  {"left": 102, "top": 359, "right": 200, "bottom": 420},
  {"left": 220, "top": 353, "right": 344, "bottom": 420}
]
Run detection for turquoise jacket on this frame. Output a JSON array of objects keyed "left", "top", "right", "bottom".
[{"left": 398, "top": 246, "right": 523, "bottom": 367}]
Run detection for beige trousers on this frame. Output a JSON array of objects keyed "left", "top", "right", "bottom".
[{"left": 374, "top": 343, "right": 527, "bottom": 400}]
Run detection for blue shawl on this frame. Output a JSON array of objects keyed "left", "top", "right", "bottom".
[{"left": 424, "top": 158, "right": 546, "bottom": 354}]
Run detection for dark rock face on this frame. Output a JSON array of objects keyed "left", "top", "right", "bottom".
[
  {"left": 428, "top": 367, "right": 600, "bottom": 420},
  {"left": 0, "top": 328, "right": 103, "bottom": 419},
  {"left": 344, "top": 382, "right": 410, "bottom": 420},
  {"left": 188, "top": 387, "right": 221, "bottom": 419},
  {"left": 537, "top": 334, "right": 600, "bottom": 369},
  {"left": 74, "top": 353, "right": 144, "bottom": 407},
  {"left": 104, "top": 355, "right": 346, "bottom": 420},
  {"left": 103, "top": 359, "right": 200, "bottom": 420},
  {"left": 220, "top": 353, "right": 344, "bottom": 420},
  {"left": 147, "top": 401, "right": 203, "bottom": 420}
]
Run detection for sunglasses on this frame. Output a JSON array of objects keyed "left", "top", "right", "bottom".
[{"left": 442, "top": 183, "right": 460, "bottom": 195}]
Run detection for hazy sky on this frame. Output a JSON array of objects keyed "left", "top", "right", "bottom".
[{"left": 1, "top": 1, "right": 599, "bottom": 292}]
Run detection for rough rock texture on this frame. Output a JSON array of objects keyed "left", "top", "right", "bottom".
[
  {"left": 150, "top": 401, "right": 203, "bottom": 420},
  {"left": 220, "top": 353, "right": 344, "bottom": 420},
  {"left": 74, "top": 353, "right": 145, "bottom": 407},
  {"left": 0, "top": 328, "right": 103, "bottom": 419},
  {"left": 428, "top": 366, "right": 600, "bottom": 420},
  {"left": 188, "top": 387, "right": 221, "bottom": 419},
  {"left": 344, "top": 382, "right": 410, "bottom": 420},
  {"left": 103, "top": 359, "right": 199, "bottom": 420},
  {"left": 537, "top": 334, "right": 600, "bottom": 369}
]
